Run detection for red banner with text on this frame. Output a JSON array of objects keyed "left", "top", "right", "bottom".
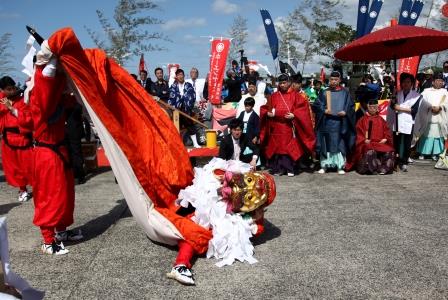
[
  {"left": 208, "top": 39, "right": 230, "bottom": 105},
  {"left": 397, "top": 56, "right": 420, "bottom": 90}
]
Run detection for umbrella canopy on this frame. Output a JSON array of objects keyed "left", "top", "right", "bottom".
[{"left": 335, "top": 25, "right": 448, "bottom": 62}]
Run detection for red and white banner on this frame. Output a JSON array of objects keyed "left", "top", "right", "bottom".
[
  {"left": 208, "top": 39, "right": 230, "bottom": 105},
  {"left": 397, "top": 56, "right": 420, "bottom": 90}
]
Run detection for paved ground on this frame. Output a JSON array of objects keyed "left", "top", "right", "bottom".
[{"left": 1, "top": 161, "right": 448, "bottom": 299}]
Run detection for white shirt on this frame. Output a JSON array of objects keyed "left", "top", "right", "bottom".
[
  {"left": 242, "top": 111, "right": 253, "bottom": 133},
  {"left": 231, "top": 136, "right": 241, "bottom": 161},
  {"left": 186, "top": 78, "right": 205, "bottom": 104},
  {"left": 178, "top": 82, "right": 185, "bottom": 97},
  {"left": 236, "top": 93, "right": 267, "bottom": 117}
]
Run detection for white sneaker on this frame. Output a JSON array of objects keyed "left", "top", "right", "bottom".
[
  {"left": 337, "top": 169, "right": 345, "bottom": 175},
  {"left": 166, "top": 264, "right": 195, "bottom": 285},
  {"left": 418, "top": 155, "right": 425, "bottom": 160},
  {"left": 41, "top": 241, "right": 69, "bottom": 255},
  {"left": 287, "top": 172, "right": 295, "bottom": 177},
  {"left": 407, "top": 158, "right": 414, "bottom": 164},
  {"left": 18, "top": 191, "right": 31, "bottom": 202},
  {"left": 317, "top": 168, "right": 326, "bottom": 174},
  {"left": 55, "top": 229, "right": 84, "bottom": 242},
  {"left": 432, "top": 155, "right": 438, "bottom": 161}
]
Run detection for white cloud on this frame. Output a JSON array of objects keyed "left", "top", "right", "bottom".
[
  {"left": 161, "top": 18, "right": 206, "bottom": 31},
  {"left": 0, "top": 13, "right": 20, "bottom": 19},
  {"left": 212, "top": 0, "right": 239, "bottom": 14}
]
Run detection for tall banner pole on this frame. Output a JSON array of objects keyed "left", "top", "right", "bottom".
[{"left": 208, "top": 38, "right": 230, "bottom": 105}]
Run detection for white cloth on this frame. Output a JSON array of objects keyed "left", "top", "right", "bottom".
[
  {"left": 236, "top": 93, "right": 267, "bottom": 117},
  {"left": 231, "top": 137, "right": 241, "bottom": 160},
  {"left": 186, "top": 78, "right": 205, "bottom": 104},
  {"left": 413, "top": 88, "right": 448, "bottom": 143},
  {"left": 178, "top": 82, "right": 185, "bottom": 97},
  {"left": 386, "top": 89, "right": 421, "bottom": 134},
  {"left": 177, "top": 158, "right": 257, "bottom": 267},
  {"left": 0, "top": 217, "right": 45, "bottom": 299},
  {"left": 21, "top": 35, "right": 36, "bottom": 77}
]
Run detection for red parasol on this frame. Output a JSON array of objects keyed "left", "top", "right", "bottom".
[{"left": 334, "top": 25, "right": 448, "bottom": 62}]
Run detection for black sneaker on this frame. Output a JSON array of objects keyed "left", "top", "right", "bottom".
[{"left": 55, "top": 229, "right": 84, "bottom": 242}]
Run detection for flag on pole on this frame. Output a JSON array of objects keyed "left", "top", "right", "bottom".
[
  {"left": 364, "top": 0, "right": 384, "bottom": 35},
  {"left": 260, "top": 9, "right": 279, "bottom": 60},
  {"left": 398, "top": 0, "right": 413, "bottom": 25},
  {"left": 408, "top": 0, "right": 424, "bottom": 26},
  {"left": 208, "top": 39, "right": 230, "bottom": 105},
  {"left": 320, "top": 67, "right": 326, "bottom": 83},
  {"left": 356, "top": 0, "right": 370, "bottom": 38},
  {"left": 138, "top": 54, "right": 146, "bottom": 73}
]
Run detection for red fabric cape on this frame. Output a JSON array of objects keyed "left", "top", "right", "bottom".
[{"left": 48, "top": 28, "right": 212, "bottom": 254}]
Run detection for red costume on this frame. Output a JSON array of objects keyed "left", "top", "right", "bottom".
[
  {"left": 21, "top": 66, "right": 75, "bottom": 244},
  {"left": 347, "top": 113, "right": 395, "bottom": 173},
  {"left": 0, "top": 94, "right": 33, "bottom": 190},
  {"left": 260, "top": 90, "right": 315, "bottom": 161}
]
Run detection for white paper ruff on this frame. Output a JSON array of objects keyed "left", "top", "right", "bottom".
[{"left": 177, "top": 158, "right": 257, "bottom": 267}]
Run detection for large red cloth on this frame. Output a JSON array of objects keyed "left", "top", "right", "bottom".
[
  {"left": 48, "top": 28, "right": 212, "bottom": 254},
  {"left": 21, "top": 67, "right": 75, "bottom": 228},
  {"left": 260, "top": 90, "right": 315, "bottom": 161},
  {"left": 347, "top": 113, "right": 395, "bottom": 170},
  {"left": 0, "top": 95, "right": 33, "bottom": 188}
]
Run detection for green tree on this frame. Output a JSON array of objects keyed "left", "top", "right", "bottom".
[
  {"left": 0, "top": 33, "right": 15, "bottom": 75},
  {"left": 86, "top": 0, "right": 169, "bottom": 66},
  {"left": 227, "top": 15, "right": 248, "bottom": 66},
  {"left": 315, "top": 22, "right": 356, "bottom": 66},
  {"left": 288, "top": 0, "right": 346, "bottom": 73},
  {"left": 277, "top": 16, "right": 304, "bottom": 64}
]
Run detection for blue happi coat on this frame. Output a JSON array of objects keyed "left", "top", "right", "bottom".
[
  {"left": 168, "top": 81, "right": 196, "bottom": 114},
  {"left": 312, "top": 87, "right": 356, "bottom": 157}
]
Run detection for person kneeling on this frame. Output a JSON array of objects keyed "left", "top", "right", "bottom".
[
  {"left": 219, "top": 118, "right": 259, "bottom": 169},
  {"left": 353, "top": 100, "right": 395, "bottom": 175}
]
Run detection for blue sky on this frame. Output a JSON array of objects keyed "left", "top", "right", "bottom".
[{"left": 0, "top": 0, "right": 441, "bottom": 82}]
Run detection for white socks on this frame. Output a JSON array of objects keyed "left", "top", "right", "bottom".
[{"left": 190, "top": 134, "right": 201, "bottom": 148}]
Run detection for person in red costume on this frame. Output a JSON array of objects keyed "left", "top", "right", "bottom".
[
  {"left": 260, "top": 73, "right": 315, "bottom": 177},
  {"left": 350, "top": 98, "right": 395, "bottom": 175},
  {"left": 20, "top": 41, "right": 83, "bottom": 255},
  {"left": 0, "top": 76, "right": 33, "bottom": 202}
]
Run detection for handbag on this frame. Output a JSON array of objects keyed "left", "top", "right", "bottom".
[{"left": 435, "top": 149, "right": 448, "bottom": 170}]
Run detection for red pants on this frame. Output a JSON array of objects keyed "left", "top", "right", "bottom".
[
  {"left": 175, "top": 240, "right": 195, "bottom": 269},
  {"left": 1, "top": 140, "right": 33, "bottom": 188},
  {"left": 33, "top": 146, "right": 74, "bottom": 242}
]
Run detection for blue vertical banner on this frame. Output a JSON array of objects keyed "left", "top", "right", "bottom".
[
  {"left": 260, "top": 9, "right": 279, "bottom": 60},
  {"left": 356, "top": 0, "right": 370, "bottom": 38},
  {"left": 364, "top": 0, "right": 384, "bottom": 35},
  {"left": 398, "top": 0, "right": 413, "bottom": 25},
  {"left": 408, "top": 0, "right": 425, "bottom": 26}
]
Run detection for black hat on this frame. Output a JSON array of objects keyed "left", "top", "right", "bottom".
[
  {"left": 330, "top": 71, "right": 341, "bottom": 78},
  {"left": 367, "top": 99, "right": 378, "bottom": 105},
  {"left": 290, "top": 73, "right": 302, "bottom": 83},
  {"left": 356, "top": 84, "right": 380, "bottom": 103},
  {"left": 434, "top": 72, "right": 444, "bottom": 80},
  {"left": 277, "top": 73, "right": 289, "bottom": 82}
]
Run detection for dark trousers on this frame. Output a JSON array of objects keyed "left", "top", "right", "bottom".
[
  {"left": 269, "top": 154, "right": 295, "bottom": 174},
  {"left": 393, "top": 132, "right": 412, "bottom": 165},
  {"left": 66, "top": 137, "right": 85, "bottom": 179}
]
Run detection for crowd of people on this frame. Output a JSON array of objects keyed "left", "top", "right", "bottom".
[{"left": 131, "top": 60, "right": 448, "bottom": 177}]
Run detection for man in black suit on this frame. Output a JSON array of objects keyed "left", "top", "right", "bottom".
[
  {"left": 139, "top": 70, "right": 153, "bottom": 93},
  {"left": 219, "top": 118, "right": 259, "bottom": 169}
]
